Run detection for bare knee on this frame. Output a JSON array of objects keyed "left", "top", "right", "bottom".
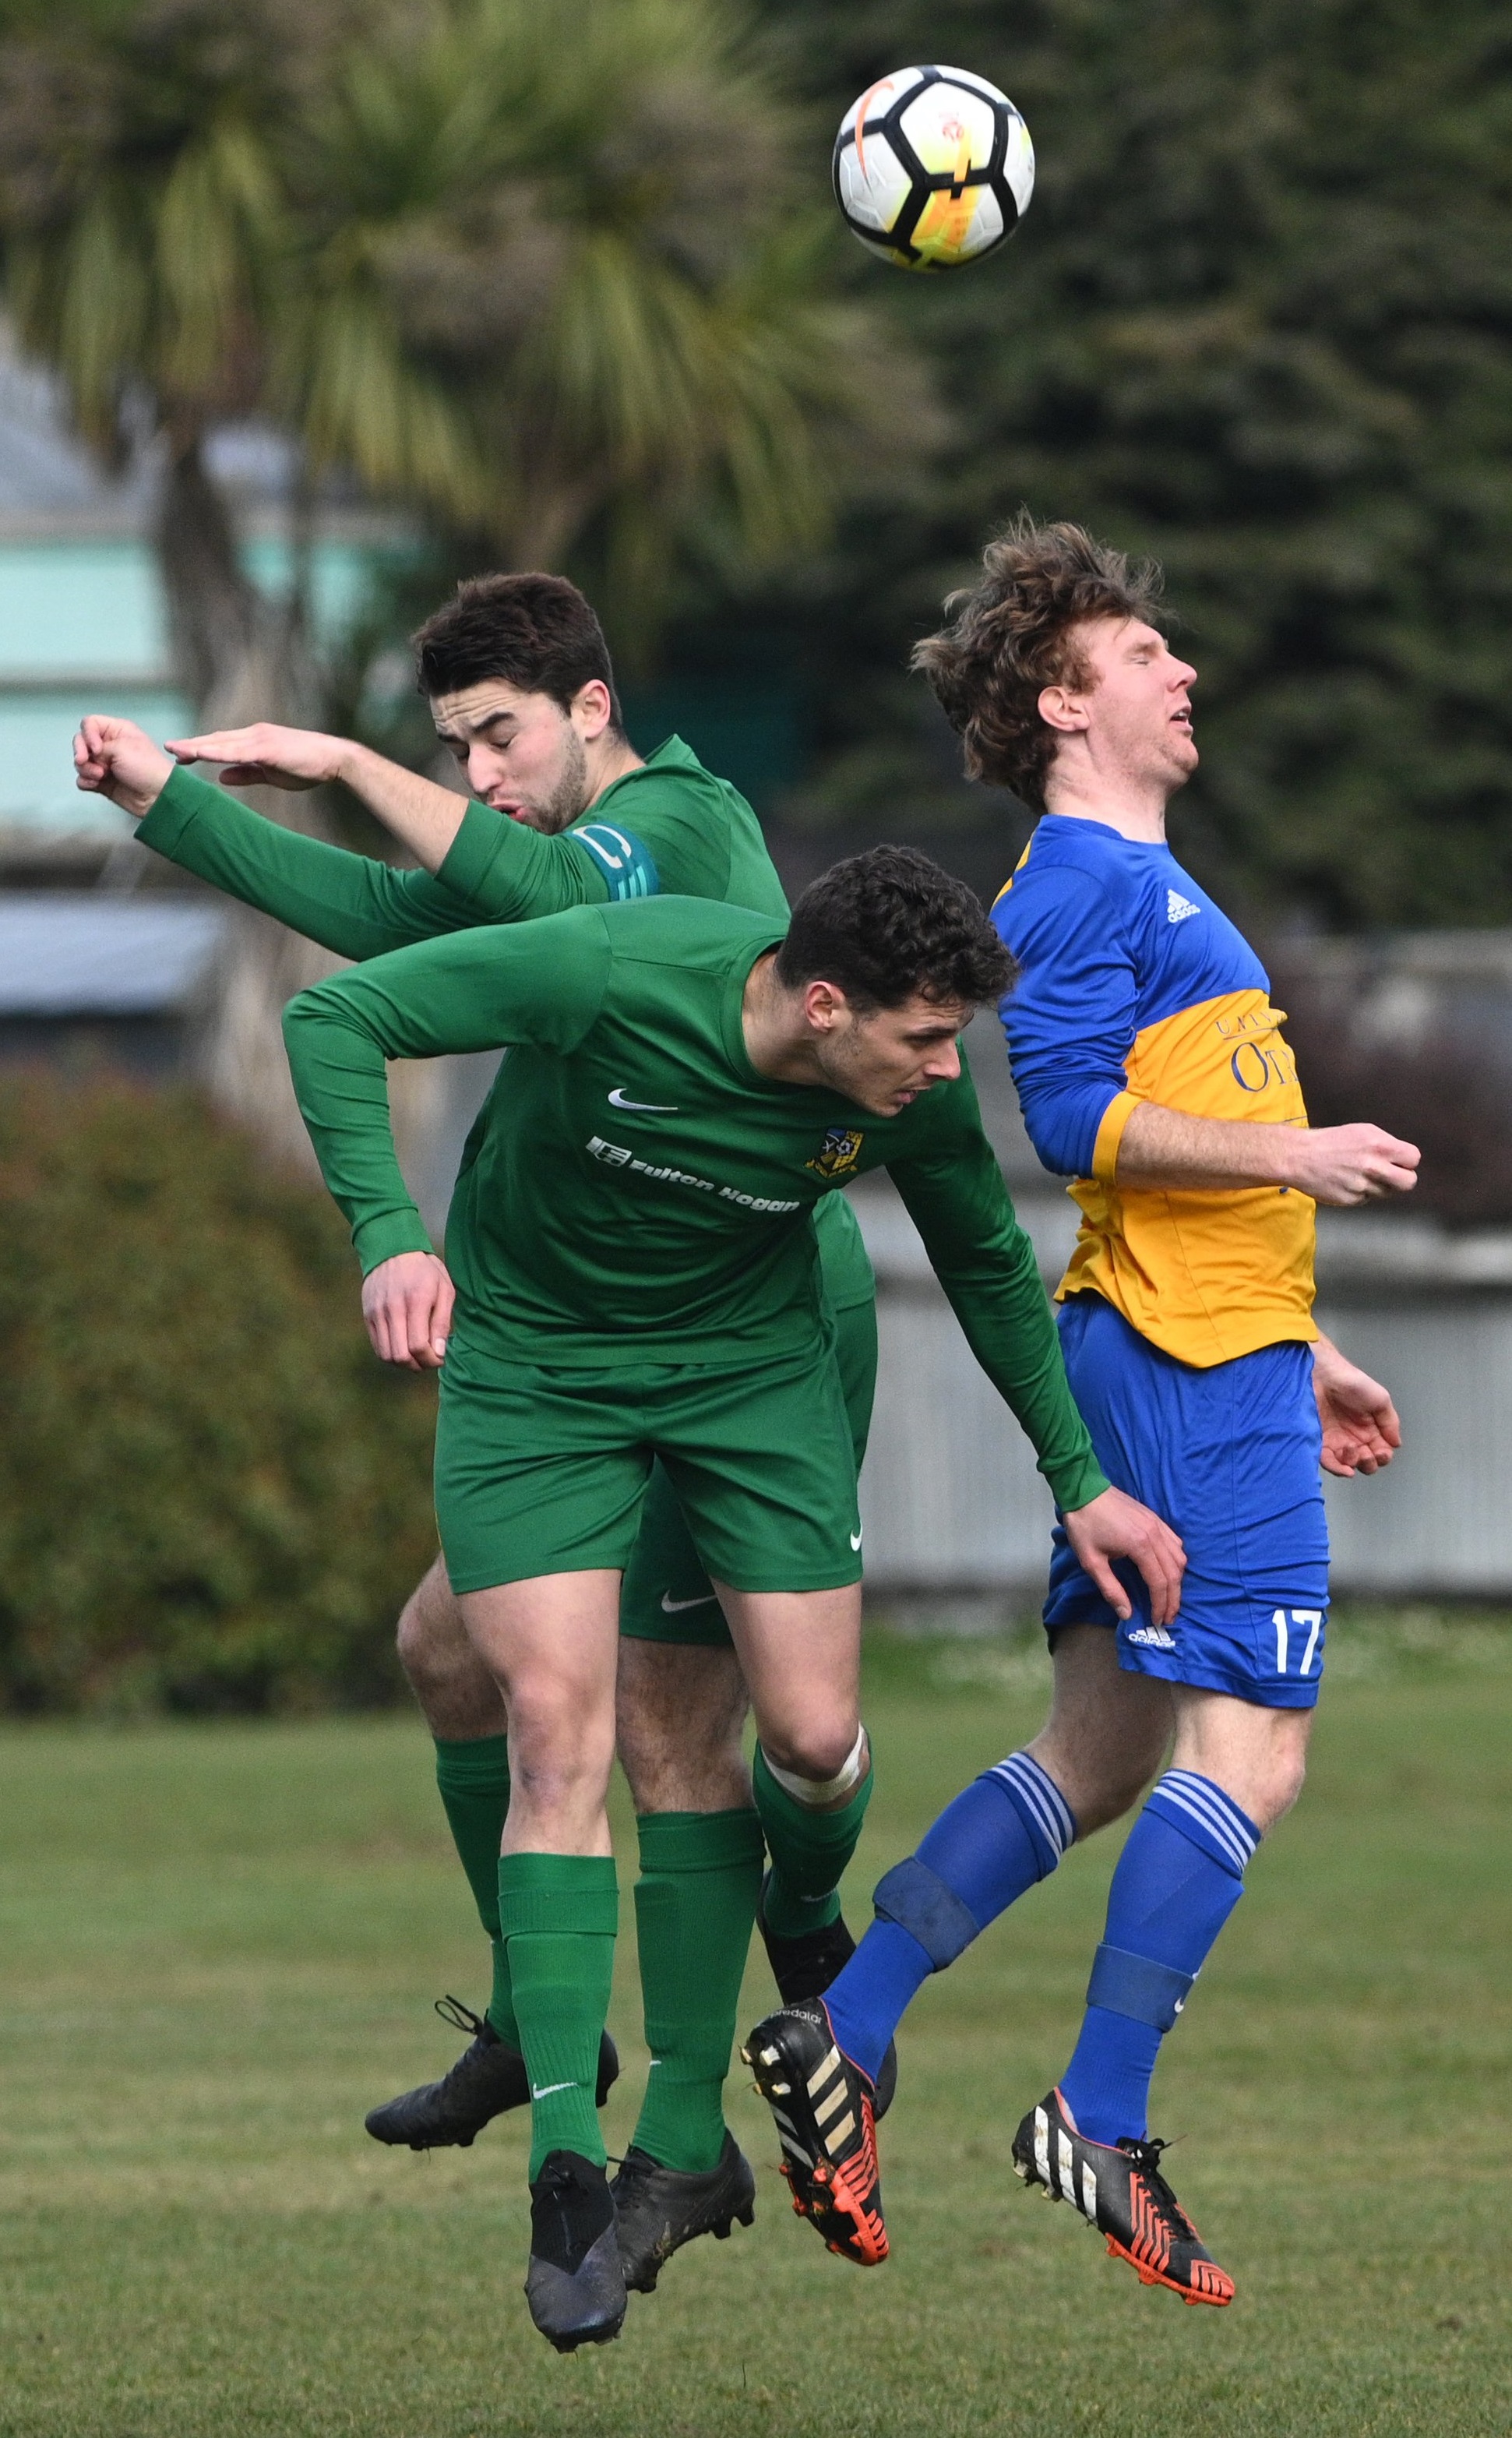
[
  {"left": 756, "top": 1710, "right": 864, "bottom": 1792},
  {"left": 508, "top": 1667, "right": 617, "bottom": 1813}
]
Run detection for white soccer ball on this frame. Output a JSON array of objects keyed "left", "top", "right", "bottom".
[{"left": 832, "top": 65, "right": 1034, "bottom": 272}]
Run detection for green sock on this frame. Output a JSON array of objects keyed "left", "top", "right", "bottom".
[
  {"left": 752, "top": 1746, "right": 875, "bottom": 1939},
  {"left": 629, "top": 1809, "right": 764, "bottom": 2175},
  {"left": 498, "top": 1853, "right": 619, "bottom": 2178},
  {"left": 433, "top": 1734, "right": 519, "bottom": 2047}
]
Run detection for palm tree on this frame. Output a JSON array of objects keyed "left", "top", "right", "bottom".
[
  {"left": 0, "top": 0, "right": 920, "bottom": 702},
  {"left": 0, "top": 0, "right": 929, "bottom": 1158}
]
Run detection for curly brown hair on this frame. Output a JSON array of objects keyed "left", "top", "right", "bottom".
[{"left": 912, "top": 513, "right": 1166, "bottom": 811}]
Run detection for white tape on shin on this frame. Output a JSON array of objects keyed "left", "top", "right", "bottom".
[{"left": 761, "top": 1724, "right": 869, "bottom": 1808}]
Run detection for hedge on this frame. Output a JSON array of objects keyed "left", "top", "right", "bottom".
[{"left": 0, "top": 1075, "right": 439, "bottom": 1712}]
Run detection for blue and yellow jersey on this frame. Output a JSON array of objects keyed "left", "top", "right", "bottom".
[{"left": 991, "top": 814, "right": 1316, "bottom": 1368}]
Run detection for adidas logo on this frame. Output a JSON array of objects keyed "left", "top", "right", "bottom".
[
  {"left": 1167, "top": 889, "right": 1200, "bottom": 924},
  {"left": 1128, "top": 1624, "right": 1177, "bottom": 1650}
]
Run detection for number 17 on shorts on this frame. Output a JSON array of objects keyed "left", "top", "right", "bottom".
[{"left": 1272, "top": 1606, "right": 1324, "bottom": 1681}]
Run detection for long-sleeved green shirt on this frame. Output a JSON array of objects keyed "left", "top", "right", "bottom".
[
  {"left": 136, "top": 735, "right": 873, "bottom": 1313},
  {"left": 282, "top": 897, "right": 1110, "bottom": 1515}
]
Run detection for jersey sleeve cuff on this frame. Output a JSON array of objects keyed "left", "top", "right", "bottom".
[
  {"left": 1049, "top": 1452, "right": 1112, "bottom": 1513},
  {"left": 435, "top": 798, "right": 517, "bottom": 905},
  {"left": 1091, "top": 1089, "right": 1143, "bottom": 1185},
  {"left": 354, "top": 1211, "right": 435, "bottom": 1273},
  {"left": 136, "top": 762, "right": 224, "bottom": 857}
]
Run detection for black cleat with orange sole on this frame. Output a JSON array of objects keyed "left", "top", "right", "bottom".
[
  {"left": 741, "top": 1999, "right": 887, "bottom": 2267},
  {"left": 756, "top": 1875, "right": 897, "bottom": 2119},
  {"left": 1010, "top": 2087, "right": 1234, "bottom": 2307}
]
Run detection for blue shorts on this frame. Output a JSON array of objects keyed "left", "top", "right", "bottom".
[{"left": 1045, "top": 1294, "right": 1329, "bottom": 1709}]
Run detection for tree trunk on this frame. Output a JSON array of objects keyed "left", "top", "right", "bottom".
[
  {"left": 155, "top": 431, "right": 347, "bottom": 1174},
  {"left": 153, "top": 430, "right": 452, "bottom": 1196}
]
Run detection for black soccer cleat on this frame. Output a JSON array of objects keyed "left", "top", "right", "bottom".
[
  {"left": 742, "top": 1999, "right": 887, "bottom": 2267},
  {"left": 1010, "top": 2087, "right": 1234, "bottom": 2307},
  {"left": 524, "top": 2150, "right": 627, "bottom": 2352},
  {"left": 364, "top": 1996, "right": 619, "bottom": 2150},
  {"left": 757, "top": 1872, "right": 897, "bottom": 2120},
  {"left": 610, "top": 2132, "right": 756, "bottom": 2292}
]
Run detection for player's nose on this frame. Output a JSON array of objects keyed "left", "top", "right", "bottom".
[{"left": 925, "top": 1041, "right": 960, "bottom": 1081}]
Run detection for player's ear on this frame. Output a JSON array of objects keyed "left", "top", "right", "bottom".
[
  {"left": 1038, "top": 683, "right": 1088, "bottom": 735},
  {"left": 571, "top": 680, "right": 614, "bottom": 742},
  {"left": 802, "top": 979, "right": 848, "bottom": 1032}
]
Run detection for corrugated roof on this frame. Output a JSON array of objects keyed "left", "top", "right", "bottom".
[{"left": 0, "top": 894, "right": 227, "bottom": 1014}]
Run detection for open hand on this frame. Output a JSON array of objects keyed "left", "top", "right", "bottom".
[
  {"left": 72, "top": 714, "right": 175, "bottom": 817},
  {"left": 361, "top": 1251, "right": 454, "bottom": 1371},
  {"left": 1063, "top": 1485, "right": 1186, "bottom": 1628},
  {"left": 166, "top": 722, "right": 347, "bottom": 792},
  {"left": 1313, "top": 1335, "right": 1401, "bottom": 1477}
]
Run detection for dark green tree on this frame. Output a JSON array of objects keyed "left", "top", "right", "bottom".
[{"left": 756, "top": 0, "right": 1512, "bottom": 928}]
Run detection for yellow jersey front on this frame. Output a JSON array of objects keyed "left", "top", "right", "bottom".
[{"left": 992, "top": 817, "right": 1316, "bottom": 1367}]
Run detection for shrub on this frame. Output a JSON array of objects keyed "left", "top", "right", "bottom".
[{"left": 0, "top": 1075, "right": 439, "bottom": 1712}]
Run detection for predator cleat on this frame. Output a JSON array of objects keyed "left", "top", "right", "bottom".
[
  {"left": 525, "top": 2150, "right": 626, "bottom": 2352},
  {"left": 365, "top": 1997, "right": 619, "bottom": 2150},
  {"left": 756, "top": 1872, "right": 897, "bottom": 2119},
  {"left": 1011, "top": 2087, "right": 1234, "bottom": 2308},
  {"left": 610, "top": 2133, "right": 756, "bottom": 2292},
  {"left": 742, "top": 1999, "right": 887, "bottom": 2267}
]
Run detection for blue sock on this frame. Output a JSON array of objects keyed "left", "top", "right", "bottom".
[
  {"left": 823, "top": 1752, "right": 1075, "bottom": 2084},
  {"left": 1059, "top": 1770, "right": 1260, "bottom": 2147}
]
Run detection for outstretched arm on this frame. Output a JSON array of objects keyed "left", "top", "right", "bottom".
[
  {"left": 75, "top": 714, "right": 492, "bottom": 961},
  {"left": 164, "top": 719, "right": 642, "bottom": 923},
  {"left": 167, "top": 722, "right": 469, "bottom": 873}
]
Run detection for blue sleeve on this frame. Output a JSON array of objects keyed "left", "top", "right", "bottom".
[{"left": 992, "top": 866, "right": 1137, "bottom": 1179}]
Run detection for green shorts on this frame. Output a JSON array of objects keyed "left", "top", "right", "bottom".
[
  {"left": 620, "top": 1292, "right": 877, "bottom": 1645},
  {"left": 435, "top": 1328, "right": 865, "bottom": 1599}
]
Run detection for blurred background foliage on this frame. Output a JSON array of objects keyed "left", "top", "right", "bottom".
[{"left": 0, "top": 1078, "right": 436, "bottom": 1712}]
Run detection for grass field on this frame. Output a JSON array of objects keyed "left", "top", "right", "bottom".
[{"left": 2, "top": 1611, "right": 1509, "bottom": 2438}]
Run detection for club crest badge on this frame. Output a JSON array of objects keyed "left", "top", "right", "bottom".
[{"left": 806, "top": 1127, "right": 865, "bottom": 1180}]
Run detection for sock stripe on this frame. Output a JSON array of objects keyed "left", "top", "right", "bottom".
[
  {"left": 1149, "top": 1770, "right": 1258, "bottom": 1873},
  {"left": 991, "top": 1751, "right": 1076, "bottom": 1860}
]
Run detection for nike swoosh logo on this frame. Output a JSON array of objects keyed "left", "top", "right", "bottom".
[
  {"left": 850, "top": 1529, "right": 863, "bottom": 1551},
  {"left": 660, "top": 1591, "right": 719, "bottom": 1614},
  {"left": 608, "top": 1087, "right": 678, "bottom": 1112},
  {"left": 530, "top": 2080, "right": 577, "bottom": 2099}
]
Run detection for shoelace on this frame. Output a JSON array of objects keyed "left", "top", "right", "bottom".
[
  {"left": 435, "top": 1994, "right": 487, "bottom": 2038},
  {"left": 1120, "top": 2135, "right": 1197, "bottom": 2234}
]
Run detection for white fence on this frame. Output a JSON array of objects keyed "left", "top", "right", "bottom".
[{"left": 855, "top": 1187, "right": 1512, "bottom": 1599}]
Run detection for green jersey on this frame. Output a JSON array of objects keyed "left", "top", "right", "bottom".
[
  {"left": 283, "top": 898, "right": 1108, "bottom": 1515},
  {"left": 137, "top": 739, "right": 869, "bottom": 1312}
]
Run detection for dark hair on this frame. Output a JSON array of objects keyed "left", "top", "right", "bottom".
[
  {"left": 413, "top": 572, "right": 624, "bottom": 729},
  {"left": 776, "top": 845, "right": 1015, "bottom": 1011},
  {"left": 911, "top": 512, "right": 1165, "bottom": 811}
]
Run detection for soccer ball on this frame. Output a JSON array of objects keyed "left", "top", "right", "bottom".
[{"left": 832, "top": 65, "right": 1034, "bottom": 272}]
